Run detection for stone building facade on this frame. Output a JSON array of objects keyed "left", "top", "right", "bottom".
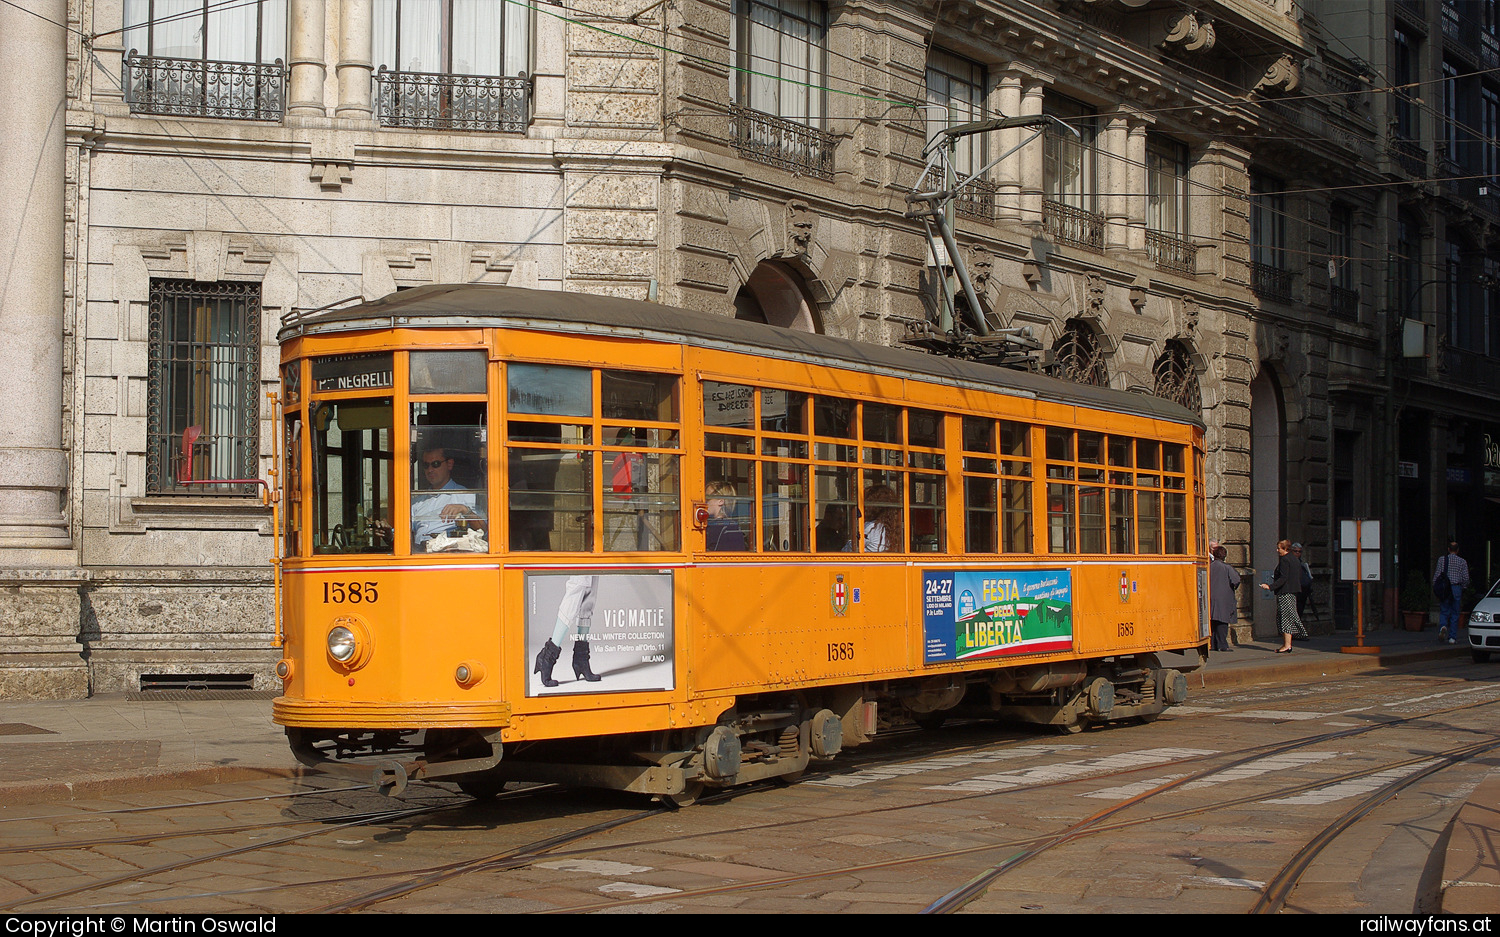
[{"left": 1, "top": 0, "right": 1490, "bottom": 697}]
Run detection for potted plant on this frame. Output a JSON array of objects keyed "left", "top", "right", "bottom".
[{"left": 1401, "top": 570, "right": 1432, "bottom": 631}]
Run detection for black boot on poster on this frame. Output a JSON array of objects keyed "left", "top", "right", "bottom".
[
  {"left": 533, "top": 639, "right": 562, "bottom": 687},
  {"left": 572, "top": 641, "right": 603, "bottom": 682}
]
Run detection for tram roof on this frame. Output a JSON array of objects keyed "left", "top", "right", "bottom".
[{"left": 280, "top": 284, "right": 1202, "bottom": 429}]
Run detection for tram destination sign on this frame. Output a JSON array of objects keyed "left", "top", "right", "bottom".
[
  {"left": 312, "top": 352, "right": 394, "bottom": 392},
  {"left": 922, "top": 569, "right": 1074, "bottom": 663}
]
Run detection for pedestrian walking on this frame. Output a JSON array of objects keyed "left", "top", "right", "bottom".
[
  {"left": 1261, "top": 539, "right": 1308, "bottom": 652},
  {"left": 1292, "top": 542, "right": 1313, "bottom": 639},
  {"left": 1209, "top": 544, "right": 1240, "bottom": 652},
  {"left": 1433, "top": 541, "right": 1470, "bottom": 645}
]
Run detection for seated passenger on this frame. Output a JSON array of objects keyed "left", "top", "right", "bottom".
[
  {"left": 704, "top": 481, "right": 748, "bottom": 551},
  {"left": 863, "top": 483, "right": 901, "bottom": 553},
  {"left": 411, "top": 447, "right": 486, "bottom": 550}
]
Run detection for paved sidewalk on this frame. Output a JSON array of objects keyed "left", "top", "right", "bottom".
[{"left": 0, "top": 624, "right": 1487, "bottom": 911}]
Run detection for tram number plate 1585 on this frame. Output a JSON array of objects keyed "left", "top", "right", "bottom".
[{"left": 323, "top": 581, "right": 379, "bottom": 604}]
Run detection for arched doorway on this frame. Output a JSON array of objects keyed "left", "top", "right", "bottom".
[
  {"left": 1152, "top": 340, "right": 1202, "bottom": 413},
  {"left": 1050, "top": 319, "right": 1109, "bottom": 387},
  {"left": 1250, "top": 365, "right": 1286, "bottom": 638},
  {"left": 734, "top": 261, "right": 821, "bottom": 332}
]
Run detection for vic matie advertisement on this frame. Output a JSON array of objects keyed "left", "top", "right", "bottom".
[{"left": 922, "top": 569, "right": 1074, "bottom": 663}]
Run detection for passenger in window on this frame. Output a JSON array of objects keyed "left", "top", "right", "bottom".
[
  {"left": 705, "top": 481, "right": 748, "bottom": 551},
  {"left": 816, "top": 504, "right": 850, "bottom": 551},
  {"left": 863, "top": 484, "right": 901, "bottom": 552},
  {"left": 411, "top": 446, "right": 486, "bottom": 551}
]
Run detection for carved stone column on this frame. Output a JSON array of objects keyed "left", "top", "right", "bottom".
[
  {"left": 1125, "top": 117, "right": 1150, "bottom": 256},
  {"left": 1018, "top": 76, "right": 1047, "bottom": 234},
  {"left": 336, "top": 0, "right": 374, "bottom": 120},
  {"left": 1102, "top": 110, "right": 1130, "bottom": 252},
  {"left": 0, "top": 0, "right": 88, "bottom": 699},
  {"left": 994, "top": 71, "right": 1023, "bottom": 222},
  {"left": 0, "top": 0, "right": 70, "bottom": 552},
  {"left": 287, "top": 0, "right": 328, "bottom": 117}
]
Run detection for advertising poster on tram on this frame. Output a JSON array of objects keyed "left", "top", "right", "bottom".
[
  {"left": 524, "top": 571, "right": 675, "bottom": 696},
  {"left": 922, "top": 569, "right": 1074, "bottom": 663}
]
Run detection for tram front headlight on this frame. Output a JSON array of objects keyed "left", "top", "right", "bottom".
[{"left": 327, "top": 626, "right": 358, "bottom": 662}]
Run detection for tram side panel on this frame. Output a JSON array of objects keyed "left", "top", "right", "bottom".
[
  {"left": 278, "top": 567, "right": 503, "bottom": 725},
  {"left": 687, "top": 563, "right": 912, "bottom": 696},
  {"left": 1069, "top": 563, "right": 1204, "bottom": 659}
]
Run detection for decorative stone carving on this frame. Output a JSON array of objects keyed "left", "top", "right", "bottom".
[
  {"left": 1181, "top": 296, "right": 1200, "bottom": 336},
  {"left": 1254, "top": 55, "right": 1302, "bottom": 95},
  {"left": 1160, "top": 12, "right": 1216, "bottom": 53},
  {"left": 1129, "top": 286, "right": 1148, "bottom": 313},
  {"left": 970, "top": 245, "right": 994, "bottom": 291},
  {"left": 786, "top": 200, "right": 815, "bottom": 257},
  {"left": 1083, "top": 272, "right": 1106, "bottom": 313}
]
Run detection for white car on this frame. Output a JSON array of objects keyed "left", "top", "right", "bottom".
[{"left": 1466, "top": 579, "right": 1500, "bottom": 662}]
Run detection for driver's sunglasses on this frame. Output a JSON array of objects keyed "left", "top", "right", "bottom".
[{"left": 421, "top": 459, "right": 448, "bottom": 469}]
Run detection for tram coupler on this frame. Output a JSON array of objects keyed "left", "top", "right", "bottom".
[{"left": 373, "top": 760, "right": 411, "bottom": 796}]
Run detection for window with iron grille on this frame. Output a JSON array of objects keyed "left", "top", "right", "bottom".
[
  {"left": 146, "top": 280, "right": 262, "bottom": 495},
  {"left": 1146, "top": 135, "right": 1189, "bottom": 237},
  {"left": 123, "top": 0, "right": 287, "bottom": 120},
  {"left": 1044, "top": 94, "right": 1102, "bottom": 251},
  {"left": 373, "top": 0, "right": 531, "bottom": 131},
  {"left": 926, "top": 49, "right": 986, "bottom": 177}
]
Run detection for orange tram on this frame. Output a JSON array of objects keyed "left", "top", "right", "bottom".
[{"left": 271, "top": 284, "right": 1209, "bottom": 802}]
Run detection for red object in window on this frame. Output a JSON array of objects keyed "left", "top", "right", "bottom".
[
  {"left": 178, "top": 425, "right": 203, "bottom": 483},
  {"left": 611, "top": 452, "right": 642, "bottom": 496}
]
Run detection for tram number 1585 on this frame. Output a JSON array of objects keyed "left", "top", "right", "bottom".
[
  {"left": 324, "top": 581, "right": 379, "bottom": 604},
  {"left": 827, "top": 642, "right": 855, "bottom": 661}
]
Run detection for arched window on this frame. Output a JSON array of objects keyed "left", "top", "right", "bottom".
[
  {"left": 734, "top": 261, "right": 820, "bottom": 332},
  {"left": 1051, "top": 320, "right": 1109, "bottom": 387},
  {"left": 1152, "top": 340, "right": 1202, "bottom": 412}
]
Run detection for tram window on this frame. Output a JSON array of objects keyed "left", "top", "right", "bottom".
[
  {"left": 1164, "top": 493, "right": 1187, "bottom": 553},
  {"left": 1108, "top": 435, "right": 1133, "bottom": 466},
  {"left": 860, "top": 477, "right": 901, "bottom": 553},
  {"left": 909, "top": 473, "right": 945, "bottom": 552},
  {"left": 311, "top": 398, "right": 394, "bottom": 555},
  {"left": 863, "top": 446, "right": 902, "bottom": 467},
  {"left": 604, "top": 428, "right": 680, "bottom": 552},
  {"left": 814, "top": 441, "right": 856, "bottom": 463},
  {"left": 762, "top": 388, "right": 807, "bottom": 435},
  {"left": 908, "top": 450, "right": 943, "bottom": 471},
  {"left": 863, "top": 403, "right": 902, "bottom": 445},
  {"left": 705, "top": 459, "right": 755, "bottom": 551},
  {"left": 762, "top": 462, "right": 809, "bottom": 551},
  {"left": 1047, "top": 483, "right": 1075, "bottom": 553},
  {"left": 1137, "top": 490, "right": 1162, "bottom": 553},
  {"left": 509, "top": 448, "right": 592, "bottom": 551},
  {"left": 508, "top": 364, "right": 591, "bottom": 417},
  {"left": 410, "top": 350, "right": 486, "bottom": 395},
  {"left": 281, "top": 363, "right": 300, "bottom": 405},
  {"left": 1110, "top": 488, "right": 1135, "bottom": 553},
  {"left": 964, "top": 456, "right": 997, "bottom": 473},
  {"left": 704, "top": 382, "right": 754, "bottom": 429},
  {"left": 603, "top": 370, "right": 678, "bottom": 423},
  {"left": 815, "top": 463, "right": 856, "bottom": 552},
  {"left": 410, "top": 403, "right": 487, "bottom": 553},
  {"left": 762, "top": 437, "right": 809, "bottom": 459},
  {"left": 1046, "top": 427, "right": 1073, "bottom": 463},
  {"left": 1079, "top": 484, "right": 1105, "bottom": 554},
  {"left": 284, "top": 415, "right": 302, "bottom": 556},
  {"left": 909, "top": 408, "right": 943, "bottom": 448},
  {"left": 1137, "top": 440, "right": 1160, "bottom": 470},
  {"left": 963, "top": 416, "right": 995, "bottom": 453},
  {"left": 510, "top": 420, "right": 589, "bottom": 445},
  {"left": 1078, "top": 431, "right": 1104, "bottom": 464},
  {"left": 813, "top": 396, "right": 855, "bottom": 438},
  {"left": 706, "top": 432, "right": 753, "bottom": 455},
  {"left": 1001, "top": 479, "right": 1031, "bottom": 553},
  {"left": 1000, "top": 421, "right": 1031, "bottom": 476},
  {"left": 1163, "top": 443, "right": 1185, "bottom": 474},
  {"left": 965, "top": 476, "right": 997, "bottom": 553}
]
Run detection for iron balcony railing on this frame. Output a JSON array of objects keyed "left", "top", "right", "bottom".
[
  {"left": 956, "top": 177, "right": 998, "bottom": 223},
  {"left": 728, "top": 104, "right": 835, "bottom": 181},
  {"left": 125, "top": 52, "right": 286, "bottom": 121},
  {"left": 1442, "top": 4, "right": 1500, "bottom": 68},
  {"left": 1251, "top": 261, "right": 1295, "bottom": 303},
  {"left": 1329, "top": 285, "right": 1359, "bottom": 321},
  {"left": 1044, "top": 199, "right": 1104, "bottom": 253},
  {"left": 1443, "top": 345, "right": 1497, "bottom": 389},
  {"left": 1390, "top": 135, "right": 1428, "bottom": 177},
  {"left": 1147, "top": 230, "right": 1197, "bottom": 276},
  {"left": 374, "top": 67, "right": 530, "bottom": 132}
]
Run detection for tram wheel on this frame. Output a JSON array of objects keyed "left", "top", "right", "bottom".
[
  {"left": 456, "top": 776, "right": 507, "bottom": 800},
  {"left": 657, "top": 781, "right": 705, "bottom": 808},
  {"left": 912, "top": 712, "right": 947, "bottom": 731},
  {"left": 1052, "top": 720, "right": 1083, "bottom": 735}
]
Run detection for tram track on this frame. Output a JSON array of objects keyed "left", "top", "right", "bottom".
[{"left": 3, "top": 669, "right": 1492, "bottom": 913}]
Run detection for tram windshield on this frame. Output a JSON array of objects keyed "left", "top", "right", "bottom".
[{"left": 311, "top": 398, "right": 394, "bottom": 555}]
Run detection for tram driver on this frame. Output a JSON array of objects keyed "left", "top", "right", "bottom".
[{"left": 411, "top": 446, "right": 487, "bottom": 551}]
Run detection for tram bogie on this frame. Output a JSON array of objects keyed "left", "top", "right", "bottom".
[{"left": 271, "top": 285, "right": 1210, "bottom": 803}]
